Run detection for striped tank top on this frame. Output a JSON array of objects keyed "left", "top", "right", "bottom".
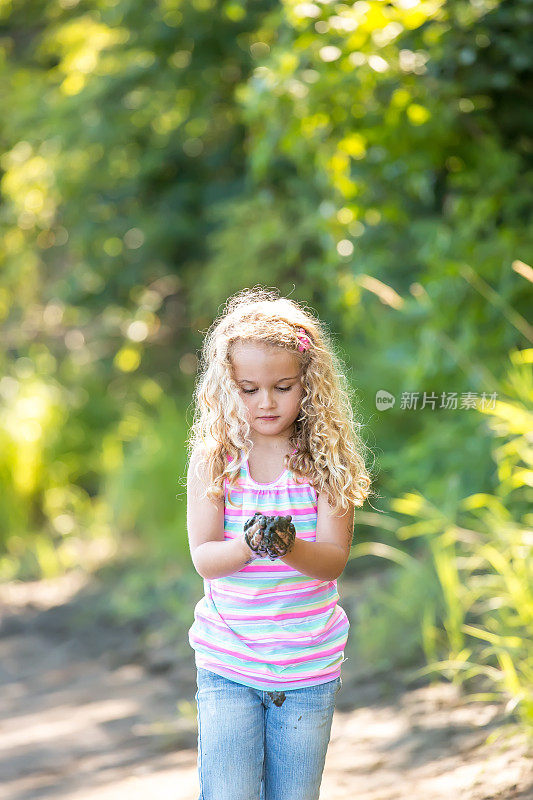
[{"left": 188, "top": 448, "right": 350, "bottom": 690}]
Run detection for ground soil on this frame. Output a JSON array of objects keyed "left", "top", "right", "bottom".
[{"left": 1, "top": 567, "right": 531, "bottom": 800}]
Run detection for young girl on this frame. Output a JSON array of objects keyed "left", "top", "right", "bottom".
[{"left": 186, "top": 287, "right": 372, "bottom": 800}]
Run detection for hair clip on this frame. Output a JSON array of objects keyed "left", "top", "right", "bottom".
[{"left": 296, "top": 327, "right": 311, "bottom": 352}]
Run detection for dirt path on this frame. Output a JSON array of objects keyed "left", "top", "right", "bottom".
[{"left": 0, "top": 569, "right": 531, "bottom": 800}]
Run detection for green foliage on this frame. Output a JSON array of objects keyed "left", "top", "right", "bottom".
[
  {"left": 102, "top": 393, "right": 190, "bottom": 560},
  {"left": 352, "top": 354, "right": 533, "bottom": 737},
  {"left": 351, "top": 556, "right": 444, "bottom": 672},
  {"left": 190, "top": 0, "right": 532, "bottom": 503}
]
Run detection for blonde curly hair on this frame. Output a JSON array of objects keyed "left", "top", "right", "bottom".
[{"left": 187, "top": 286, "right": 374, "bottom": 515}]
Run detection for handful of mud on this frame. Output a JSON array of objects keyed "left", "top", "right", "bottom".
[{"left": 244, "top": 513, "right": 296, "bottom": 561}]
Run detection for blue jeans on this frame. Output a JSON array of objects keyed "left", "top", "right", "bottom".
[{"left": 195, "top": 666, "right": 342, "bottom": 800}]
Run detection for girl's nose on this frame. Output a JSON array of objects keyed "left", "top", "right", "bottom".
[{"left": 258, "top": 392, "right": 276, "bottom": 408}]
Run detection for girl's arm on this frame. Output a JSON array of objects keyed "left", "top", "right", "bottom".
[
  {"left": 278, "top": 538, "right": 347, "bottom": 581},
  {"left": 279, "top": 492, "right": 355, "bottom": 581},
  {"left": 187, "top": 449, "right": 254, "bottom": 579},
  {"left": 192, "top": 537, "right": 254, "bottom": 579}
]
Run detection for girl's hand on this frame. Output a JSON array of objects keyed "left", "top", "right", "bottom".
[
  {"left": 244, "top": 513, "right": 296, "bottom": 560},
  {"left": 244, "top": 513, "right": 267, "bottom": 557},
  {"left": 267, "top": 516, "right": 296, "bottom": 558},
  {"left": 245, "top": 518, "right": 264, "bottom": 552}
]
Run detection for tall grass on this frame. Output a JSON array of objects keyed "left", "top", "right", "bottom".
[
  {"left": 350, "top": 348, "right": 533, "bottom": 740},
  {"left": 0, "top": 391, "right": 190, "bottom": 581}
]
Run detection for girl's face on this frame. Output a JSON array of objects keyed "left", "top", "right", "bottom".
[{"left": 231, "top": 341, "right": 304, "bottom": 445}]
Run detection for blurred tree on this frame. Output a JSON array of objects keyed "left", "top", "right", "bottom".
[{"left": 0, "top": 0, "right": 531, "bottom": 574}]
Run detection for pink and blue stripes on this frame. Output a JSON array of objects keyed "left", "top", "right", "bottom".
[{"left": 188, "top": 450, "right": 350, "bottom": 690}]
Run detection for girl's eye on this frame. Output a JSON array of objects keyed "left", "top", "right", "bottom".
[{"left": 242, "top": 387, "right": 291, "bottom": 394}]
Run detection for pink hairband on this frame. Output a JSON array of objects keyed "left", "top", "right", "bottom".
[{"left": 296, "top": 327, "right": 311, "bottom": 352}]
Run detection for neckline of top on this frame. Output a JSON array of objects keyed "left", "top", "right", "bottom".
[{"left": 242, "top": 447, "right": 297, "bottom": 488}]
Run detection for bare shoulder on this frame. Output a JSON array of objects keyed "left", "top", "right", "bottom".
[
  {"left": 187, "top": 445, "right": 206, "bottom": 479},
  {"left": 187, "top": 447, "right": 224, "bottom": 503},
  {"left": 187, "top": 446, "right": 225, "bottom": 558}
]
